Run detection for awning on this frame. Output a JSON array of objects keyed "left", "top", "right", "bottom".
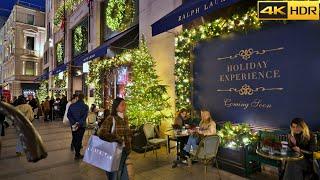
[
  {"left": 73, "top": 24, "right": 138, "bottom": 66},
  {"left": 51, "top": 63, "right": 67, "bottom": 75},
  {"left": 74, "top": 43, "right": 108, "bottom": 66},
  {"left": 151, "top": 0, "right": 241, "bottom": 36},
  {"left": 34, "top": 72, "right": 49, "bottom": 81}
]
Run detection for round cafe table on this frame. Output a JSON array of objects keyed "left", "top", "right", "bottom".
[{"left": 256, "top": 148, "right": 304, "bottom": 179}]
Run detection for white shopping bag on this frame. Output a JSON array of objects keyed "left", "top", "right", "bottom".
[{"left": 83, "top": 135, "right": 123, "bottom": 172}]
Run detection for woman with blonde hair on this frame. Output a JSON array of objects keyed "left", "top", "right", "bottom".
[
  {"left": 283, "top": 118, "right": 317, "bottom": 180},
  {"left": 181, "top": 110, "right": 216, "bottom": 165}
]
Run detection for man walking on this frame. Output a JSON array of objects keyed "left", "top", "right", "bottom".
[{"left": 67, "top": 93, "right": 88, "bottom": 160}]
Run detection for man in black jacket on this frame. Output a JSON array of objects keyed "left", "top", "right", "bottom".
[{"left": 67, "top": 93, "right": 88, "bottom": 159}]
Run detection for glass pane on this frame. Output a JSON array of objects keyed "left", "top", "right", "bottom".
[
  {"left": 26, "top": 36, "right": 34, "bottom": 50},
  {"left": 27, "top": 14, "right": 34, "bottom": 25},
  {"left": 25, "top": 61, "right": 35, "bottom": 75}
]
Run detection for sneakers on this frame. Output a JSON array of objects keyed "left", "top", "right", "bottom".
[{"left": 74, "top": 154, "right": 84, "bottom": 160}]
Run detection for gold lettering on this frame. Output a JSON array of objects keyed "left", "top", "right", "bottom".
[{"left": 274, "top": 69, "right": 280, "bottom": 78}]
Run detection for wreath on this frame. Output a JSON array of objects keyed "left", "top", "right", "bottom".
[{"left": 105, "top": 0, "right": 135, "bottom": 31}]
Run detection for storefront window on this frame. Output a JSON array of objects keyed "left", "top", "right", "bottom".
[
  {"left": 116, "top": 66, "right": 131, "bottom": 98},
  {"left": 103, "top": 66, "right": 131, "bottom": 107}
]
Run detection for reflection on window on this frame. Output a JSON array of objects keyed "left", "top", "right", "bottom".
[
  {"left": 26, "top": 36, "right": 34, "bottom": 50},
  {"left": 25, "top": 61, "right": 35, "bottom": 75},
  {"left": 27, "top": 14, "right": 35, "bottom": 25}
]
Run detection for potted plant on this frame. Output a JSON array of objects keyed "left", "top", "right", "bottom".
[{"left": 216, "top": 122, "right": 259, "bottom": 177}]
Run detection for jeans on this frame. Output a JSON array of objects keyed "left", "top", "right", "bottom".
[
  {"left": 183, "top": 135, "right": 199, "bottom": 153},
  {"left": 106, "top": 150, "right": 129, "bottom": 180},
  {"left": 71, "top": 127, "right": 85, "bottom": 156},
  {"left": 16, "top": 133, "right": 23, "bottom": 153}
]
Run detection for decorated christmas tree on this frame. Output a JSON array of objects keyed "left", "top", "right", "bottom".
[
  {"left": 126, "top": 41, "right": 172, "bottom": 126},
  {"left": 36, "top": 80, "right": 48, "bottom": 102}
]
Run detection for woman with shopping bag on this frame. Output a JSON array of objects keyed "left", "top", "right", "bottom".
[{"left": 98, "top": 97, "right": 132, "bottom": 180}]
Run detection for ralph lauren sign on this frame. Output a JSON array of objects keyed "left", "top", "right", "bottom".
[{"left": 152, "top": 0, "right": 241, "bottom": 36}]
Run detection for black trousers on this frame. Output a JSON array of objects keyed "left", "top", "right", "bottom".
[{"left": 71, "top": 127, "right": 85, "bottom": 156}]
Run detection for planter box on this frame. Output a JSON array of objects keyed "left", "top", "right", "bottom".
[{"left": 217, "top": 145, "right": 260, "bottom": 177}]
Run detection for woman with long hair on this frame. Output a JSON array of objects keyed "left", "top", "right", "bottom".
[
  {"left": 98, "top": 97, "right": 132, "bottom": 180},
  {"left": 283, "top": 118, "right": 317, "bottom": 180},
  {"left": 181, "top": 110, "right": 216, "bottom": 165}
]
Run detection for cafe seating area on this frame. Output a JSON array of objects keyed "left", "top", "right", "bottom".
[{"left": 154, "top": 121, "right": 320, "bottom": 179}]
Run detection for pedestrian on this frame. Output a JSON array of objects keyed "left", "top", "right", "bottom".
[
  {"left": 43, "top": 97, "right": 51, "bottom": 121},
  {"left": 15, "top": 95, "right": 34, "bottom": 156},
  {"left": 49, "top": 97, "right": 54, "bottom": 121},
  {"left": 60, "top": 95, "right": 68, "bottom": 117},
  {"left": 63, "top": 94, "right": 78, "bottom": 152},
  {"left": 98, "top": 97, "right": 132, "bottom": 180},
  {"left": 67, "top": 93, "right": 88, "bottom": 160},
  {"left": 0, "top": 97, "right": 6, "bottom": 158}
]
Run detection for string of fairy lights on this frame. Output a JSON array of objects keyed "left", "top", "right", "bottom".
[{"left": 174, "top": 8, "right": 262, "bottom": 111}]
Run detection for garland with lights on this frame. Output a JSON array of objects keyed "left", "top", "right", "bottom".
[
  {"left": 73, "top": 26, "right": 85, "bottom": 55},
  {"left": 105, "top": 0, "right": 135, "bottom": 31},
  {"left": 56, "top": 42, "right": 64, "bottom": 65},
  {"left": 54, "top": 0, "right": 83, "bottom": 26},
  {"left": 174, "top": 8, "right": 262, "bottom": 110},
  {"left": 88, "top": 41, "right": 172, "bottom": 126},
  {"left": 217, "top": 121, "right": 258, "bottom": 149},
  {"left": 54, "top": 72, "right": 67, "bottom": 90},
  {"left": 36, "top": 80, "right": 48, "bottom": 102}
]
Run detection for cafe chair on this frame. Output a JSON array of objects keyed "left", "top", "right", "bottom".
[
  {"left": 143, "top": 123, "right": 168, "bottom": 158},
  {"left": 190, "top": 135, "right": 221, "bottom": 179}
]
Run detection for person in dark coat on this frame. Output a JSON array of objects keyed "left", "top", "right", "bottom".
[
  {"left": 67, "top": 93, "right": 88, "bottom": 160},
  {"left": 283, "top": 118, "right": 317, "bottom": 180},
  {"left": 0, "top": 97, "right": 5, "bottom": 158}
]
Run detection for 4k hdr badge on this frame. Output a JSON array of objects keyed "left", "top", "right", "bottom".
[{"left": 258, "top": 1, "right": 319, "bottom": 20}]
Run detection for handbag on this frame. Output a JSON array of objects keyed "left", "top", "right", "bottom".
[{"left": 83, "top": 117, "right": 123, "bottom": 172}]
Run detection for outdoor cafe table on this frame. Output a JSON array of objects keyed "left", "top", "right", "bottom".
[
  {"left": 165, "top": 130, "right": 190, "bottom": 166},
  {"left": 256, "top": 148, "right": 304, "bottom": 179}
]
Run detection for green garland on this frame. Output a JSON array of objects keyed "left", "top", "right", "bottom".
[
  {"left": 88, "top": 51, "right": 131, "bottom": 107},
  {"left": 54, "top": 72, "right": 67, "bottom": 89},
  {"left": 175, "top": 8, "right": 262, "bottom": 111},
  {"left": 56, "top": 42, "right": 64, "bottom": 64},
  {"left": 105, "top": 0, "right": 135, "bottom": 31},
  {"left": 88, "top": 41, "right": 172, "bottom": 126},
  {"left": 54, "top": 0, "right": 83, "bottom": 26},
  {"left": 73, "top": 26, "right": 84, "bottom": 55},
  {"left": 36, "top": 80, "right": 48, "bottom": 102},
  {"left": 217, "top": 122, "right": 258, "bottom": 149}
]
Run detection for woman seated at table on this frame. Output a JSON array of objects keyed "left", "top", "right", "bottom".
[
  {"left": 283, "top": 118, "right": 317, "bottom": 180},
  {"left": 182, "top": 110, "right": 216, "bottom": 158},
  {"left": 173, "top": 108, "right": 189, "bottom": 128}
]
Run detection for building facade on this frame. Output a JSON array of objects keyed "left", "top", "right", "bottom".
[{"left": 0, "top": 5, "right": 45, "bottom": 98}]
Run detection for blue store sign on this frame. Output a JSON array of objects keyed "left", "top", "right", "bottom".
[{"left": 193, "top": 21, "right": 320, "bottom": 129}]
